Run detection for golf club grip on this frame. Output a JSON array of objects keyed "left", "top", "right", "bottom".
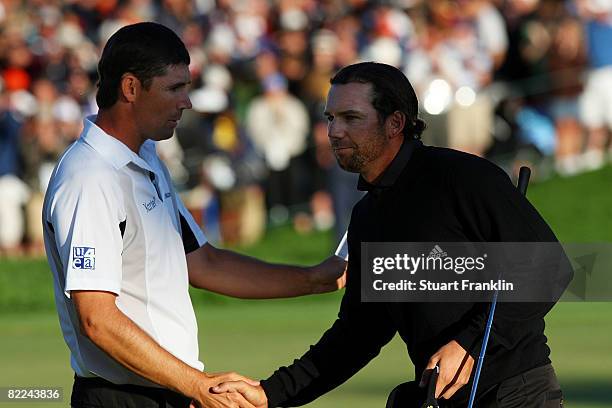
[{"left": 517, "top": 166, "right": 531, "bottom": 196}]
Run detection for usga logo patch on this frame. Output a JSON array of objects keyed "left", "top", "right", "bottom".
[{"left": 73, "top": 247, "right": 95, "bottom": 270}]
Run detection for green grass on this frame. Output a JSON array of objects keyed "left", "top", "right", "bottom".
[
  {"left": 1, "top": 166, "right": 611, "bottom": 407},
  {"left": 1, "top": 302, "right": 610, "bottom": 407},
  {"left": 527, "top": 165, "right": 612, "bottom": 242}
]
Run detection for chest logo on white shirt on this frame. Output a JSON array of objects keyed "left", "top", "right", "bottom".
[
  {"left": 73, "top": 247, "right": 95, "bottom": 269},
  {"left": 142, "top": 197, "right": 157, "bottom": 212}
]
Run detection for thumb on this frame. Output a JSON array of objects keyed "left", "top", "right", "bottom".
[
  {"left": 212, "top": 381, "right": 253, "bottom": 395},
  {"left": 244, "top": 378, "right": 261, "bottom": 387},
  {"left": 211, "top": 380, "right": 245, "bottom": 394},
  {"left": 212, "top": 381, "right": 266, "bottom": 405},
  {"left": 425, "top": 355, "right": 441, "bottom": 371},
  {"left": 420, "top": 356, "right": 440, "bottom": 387}
]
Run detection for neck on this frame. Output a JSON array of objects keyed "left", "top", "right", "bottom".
[
  {"left": 95, "top": 108, "right": 143, "bottom": 153},
  {"left": 361, "top": 137, "right": 404, "bottom": 183}
]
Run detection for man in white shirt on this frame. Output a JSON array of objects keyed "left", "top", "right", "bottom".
[{"left": 43, "top": 22, "right": 344, "bottom": 408}]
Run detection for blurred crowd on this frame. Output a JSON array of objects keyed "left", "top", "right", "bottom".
[{"left": 1, "top": 0, "right": 612, "bottom": 255}]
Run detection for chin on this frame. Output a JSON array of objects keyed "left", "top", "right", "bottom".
[
  {"left": 149, "top": 130, "right": 175, "bottom": 142},
  {"left": 336, "top": 159, "right": 361, "bottom": 173}
]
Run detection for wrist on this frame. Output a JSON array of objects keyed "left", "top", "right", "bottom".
[
  {"left": 304, "top": 264, "right": 324, "bottom": 294},
  {"left": 185, "top": 371, "right": 211, "bottom": 400}
]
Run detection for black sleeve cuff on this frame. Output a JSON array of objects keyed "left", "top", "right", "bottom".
[
  {"left": 454, "top": 325, "right": 484, "bottom": 361},
  {"left": 261, "top": 374, "right": 288, "bottom": 408}
]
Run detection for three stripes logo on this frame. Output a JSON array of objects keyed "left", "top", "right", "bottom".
[{"left": 427, "top": 244, "right": 448, "bottom": 259}]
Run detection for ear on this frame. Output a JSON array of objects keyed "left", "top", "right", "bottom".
[
  {"left": 119, "top": 73, "right": 140, "bottom": 103},
  {"left": 385, "top": 111, "right": 406, "bottom": 140}
]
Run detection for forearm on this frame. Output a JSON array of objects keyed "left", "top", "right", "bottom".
[
  {"left": 262, "top": 300, "right": 396, "bottom": 407},
  {"left": 262, "top": 322, "right": 381, "bottom": 407},
  {"left": 188, "top": 245, "right": 316, "bottom": 299},
  {"left": 77, "top": 297, "right": 207, "bottom": 398}
]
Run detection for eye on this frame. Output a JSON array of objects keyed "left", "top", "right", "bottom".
[
  {"left": 169, "top": 83, "right": 189, "bottom": 92},
  {"left": 325, "top": 115, "right": 334, "bottom": 122}
]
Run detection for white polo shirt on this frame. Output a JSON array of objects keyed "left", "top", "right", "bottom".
[{"left": 43, "top": 116, "right": 207, "bottom": 386}]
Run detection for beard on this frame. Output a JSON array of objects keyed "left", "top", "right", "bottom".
[
  {"left": 333, "top": 128, "right": 387, "bottom": 173},
  {"left": 335, "top": 150, "right": 365, "bottom": 173}
]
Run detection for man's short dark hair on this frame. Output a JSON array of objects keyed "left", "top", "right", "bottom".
[
  {"left": 96, "top": 22, "right": 190, "bottom": 109},
  {"left": 330, "top": 62, "right": 426, "bottom": 139}
]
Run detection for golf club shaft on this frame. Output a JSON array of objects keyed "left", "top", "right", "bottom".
[{"left": 467, "top": 166, "right": 531, "bottom": 408}]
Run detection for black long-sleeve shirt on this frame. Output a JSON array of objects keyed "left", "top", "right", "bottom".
[{"left": 261, "top": 139, "right": 569, "bottom": 406}]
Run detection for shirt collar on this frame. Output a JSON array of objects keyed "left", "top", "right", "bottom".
[
  {"left": 357, "top": 137, "right": 422, "bottom": 192},
  {"left": 80, "top": 115, "right": 155, "bottom": 172}
]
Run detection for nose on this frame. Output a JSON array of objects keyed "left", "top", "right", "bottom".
[
  {"left": 181, "top": 93, "right": 192, "bottom": 111},
  {"left": 327, "top": 118, "right": 343, "bottom": 141}
]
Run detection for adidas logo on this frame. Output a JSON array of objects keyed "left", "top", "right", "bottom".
[{"left": 427, "top": 245, "right": 447, "bottom": 259}]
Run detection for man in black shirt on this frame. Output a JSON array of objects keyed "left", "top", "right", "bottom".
[{"left": 214, "top": 62, "right": 568, "bottom": 407}]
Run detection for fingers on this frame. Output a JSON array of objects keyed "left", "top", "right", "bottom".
[
  {"left": 435, "top": 353, "right": 473, "bottom": 399},
  {"left": 310, "top": 257, "right": 347, "bottom": 293},
  {"left": 211, "top": 381, "right": 267, "bottom": 407},
  {"left": 212, "top": 381, "right": 245, "bottom": 394},
  {"left": 420, "top": 355, "right": 440, "bottom": 387},
  {"left": 227, "top": 391, "right": 257, "bottom": 408},
  {"left": 425, "top": 355, "right": 440, "bottom": 370},
  {"left": 436, "top": 355, "right": 464, "bottom": 398},
  {"left": 422, "top": 340, "right": 476, "bottom": 399},
  {"left": 440, "top": 380, "right": 464, "bottom": 400},
  {"left": 211, "top": 372, "right": 260, "bottom": 387},
  {"left": 336, "top": 269, "right": 347, "bottom": 289}
]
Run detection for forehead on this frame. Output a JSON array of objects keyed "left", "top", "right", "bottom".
[
  {"left": 154, "top": 64, "right": 191, "bottom": 85},
  {"left": 325, "top": 82, "right": 374, "bottom": 113}
]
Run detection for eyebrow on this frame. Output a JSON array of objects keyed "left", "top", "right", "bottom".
[
  {"left": 323, "top": 109, "right": 364, "bottom": 117},
  {"left": 168, "top": 80, "right": 192, "bottom": 89}
]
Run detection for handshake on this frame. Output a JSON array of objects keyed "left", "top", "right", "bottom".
[{"left": 190, "top": 371, "right": 268, "bottom": 408}]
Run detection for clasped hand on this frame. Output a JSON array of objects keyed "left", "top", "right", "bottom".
[
  {"left": 211, "top": 376, "right": 267, "bottom": 408},
  {"left": 190, "top": 372, "right": 267, "bottom": 408},
  {"left": 308, "top": 256, "right": 347, "bottom": 294}
]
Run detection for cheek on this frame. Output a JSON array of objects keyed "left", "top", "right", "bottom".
[{"left": 349, "top": 125, "right": 372, "bottom": 147}]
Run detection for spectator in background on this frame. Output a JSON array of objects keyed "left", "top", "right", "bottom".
[
  {"left": 0, "top": 84, "right": 29, "bottom": 255},
  {"left": 246, "top": 71, "right": 310, "bottom": 227},
  {"left": 276, "top": 6, "right": 311, "bottom": 94},
  {"left": 467, "top": 0, "right": 509, "bottom": 69},
  {"left": 177, "top": 64, "right": 267, "bottom": 245},
  {"left": 577, "top": 0, "right": 612, "bottom": 170},
  {"left": 20, "top": 96, "right": 82, "bottom": 253},
  {"left": 66, "top": 69, "right": 98, "bottom": 116},
  {"left": 493, "top": 0, "right": 557, "bottom": 173},
  {"left": 301, "top": 29, "right": 362, "bottom": 239},
  {"left": 1, "top": 0, "right": 609, "bottom": 253},
  {"left": 407, "top": 0, "right": 498, "bottom": 156},
  {"left": 547, "top": 4, "right": 586, "bottom": 176}
]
